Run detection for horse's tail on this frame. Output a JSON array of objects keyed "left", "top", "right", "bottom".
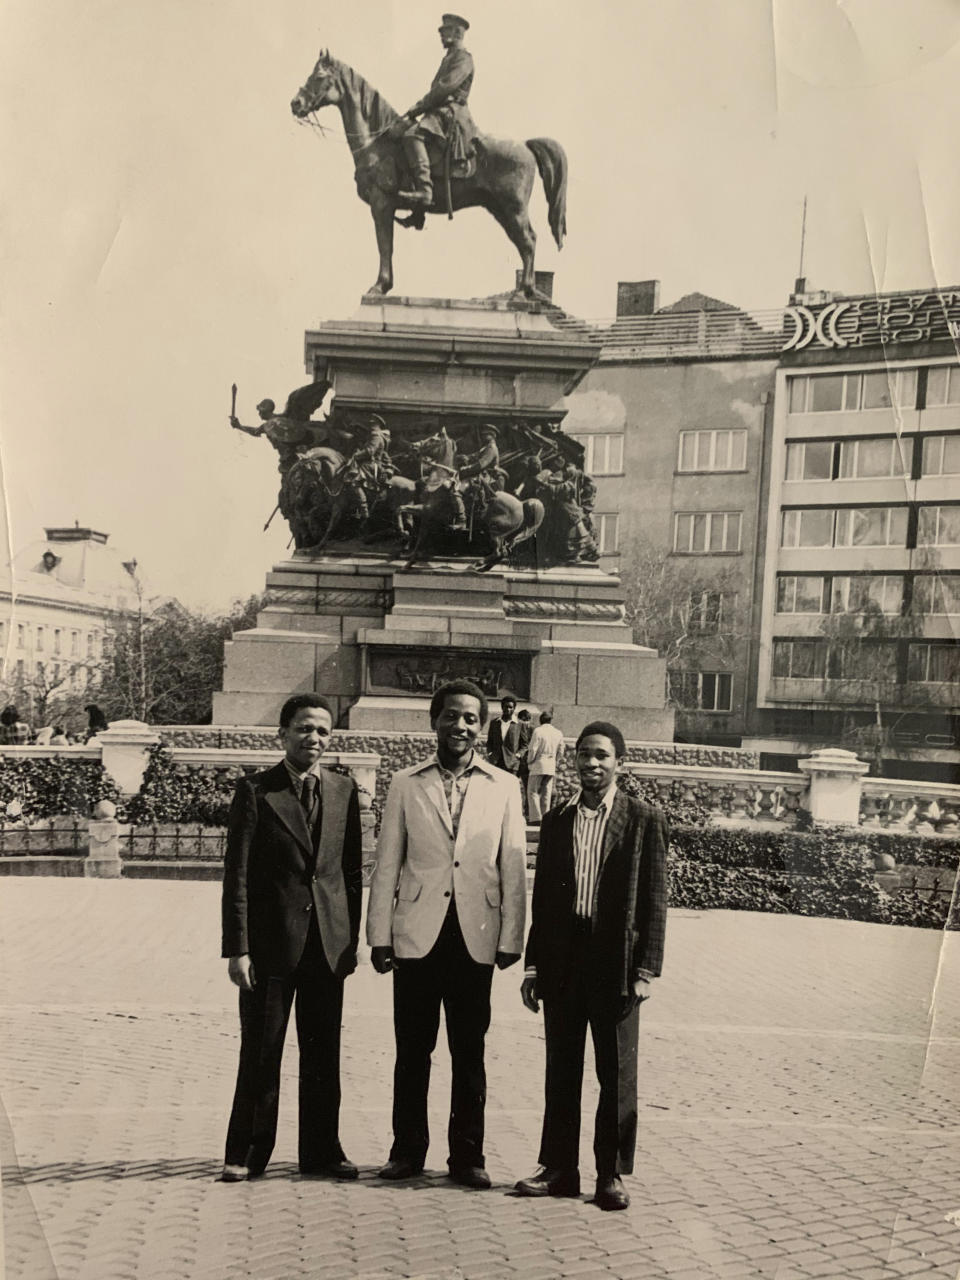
[{"left": 526, "top": 138, "right": 567, "bottom": 250}]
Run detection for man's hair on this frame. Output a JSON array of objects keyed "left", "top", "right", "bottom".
[
  {"left": 575, "top": 720, "right": 627, "bottom": 759},
  {"left": 539, "top": 710, "right": 553, "bottom": 723},
  {"left": 429, "top": 679, "right": 488, "bottom": 726},
  {"left": 500, "top": 694, "right": 516, "bottom": 707},
  {"left": 517, "top": 708, "right": 531, "bottom": 721},
  {"left": 279, "top": 692, "right": 335, "bottom": 729},
  {"left": 0, "top": 706, "right": 18, "bottom": 726}
]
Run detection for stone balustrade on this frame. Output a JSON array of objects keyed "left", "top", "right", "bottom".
[
  {"left": 622, "top": 762, "right": 809, "bottom": 826},
  {"left": 860, "top": 778, "right": 960, "bottom": 834}
]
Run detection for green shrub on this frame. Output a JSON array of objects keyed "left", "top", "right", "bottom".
[{"left": 0, "top": 755, "right": 118, "bottom": 821}]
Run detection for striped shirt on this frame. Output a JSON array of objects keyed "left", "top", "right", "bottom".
[{"left": 571, "top": 784, "right": 617, "bottom": 918}]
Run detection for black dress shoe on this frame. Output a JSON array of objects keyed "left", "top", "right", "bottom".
[
  {"left": 514, "top": 1166, "right": 580, "bottom": 1197},
  {"left": 594, "top": 1174, "right": 630, "bottom": 1211},
  {"left": 301, "top": 1158, "right": 359, "bottom": 1180},
  {"left": 448, "top": 1165, "right": 491, "bottom": 1190},
  {"left": 377, "top": 1158, "right": 423, "bottom": 1180},
  {"left": 220, "top": 1163, "right": 249, "bottom": 1182}
]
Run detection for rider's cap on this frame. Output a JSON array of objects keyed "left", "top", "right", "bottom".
[
  {"left": 479, "top": 423, "right": 499, "bottom": 437},
  {"left": 440, "top": 13, "right": 470, "bottom": 31}
]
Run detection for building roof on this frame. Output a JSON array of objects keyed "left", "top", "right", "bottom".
[
  {"left": 656, "top": 292, "right": 741, "bottom": 314},
  {"left": 1, "top": 526, "right": 150, "bottom": 616}
]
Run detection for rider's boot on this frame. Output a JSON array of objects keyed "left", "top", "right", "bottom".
[
  {"left": 449, "top": 489, "right": 467, "bottom": 531},
  {"left": 398, "top": 136, "right": 434, "bottom": 205}
]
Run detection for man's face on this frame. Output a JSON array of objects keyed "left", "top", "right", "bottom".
[
  {"left": 256, "top": 400, "right": 275, "bottom": 421},
  {"left": 439, "top": 24, "right": 461, "bottom": 47},
  {"left": 280, "top": 706, "right": 332, "bottom": 771},
  {"left": 575, "top": 733, "right": 620, "bottom": 796},
  {"left": 500, "top": 699, "right": 516, "bottom": 721},
  {"left": 433, "top": 692, "right": 482, "bottom": 760}
]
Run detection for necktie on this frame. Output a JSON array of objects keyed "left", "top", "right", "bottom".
[{"left": 300, "top": 773, "right": 318, "bottom": 827}]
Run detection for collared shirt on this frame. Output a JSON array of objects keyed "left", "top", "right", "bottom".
[
  {"left": 568, "top": 782, "right": 618, "bottom": 919},
  {"left": 283, "top": 758, "right": 323, "bottom": 805},
  {"left": 424, "top": 750, "right": 484, "bottom": 838}
]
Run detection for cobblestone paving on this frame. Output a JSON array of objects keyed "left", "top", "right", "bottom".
[{"left": 2, "top": 881, "right": 959, "bottom": 1279}]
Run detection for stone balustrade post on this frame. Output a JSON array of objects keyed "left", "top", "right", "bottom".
[
  {"left": 95, "top": 719, "right": 161, "bottom": 795},
  {"left": 797, "top": 748, "right": 870, "bottom": 827},
  {"left": 85, "top": 799, "right": 122, "bottom": 878}
]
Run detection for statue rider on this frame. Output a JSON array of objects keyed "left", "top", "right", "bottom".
[{"left": 395, "top": 14, "right": 477, "bottom": 207}]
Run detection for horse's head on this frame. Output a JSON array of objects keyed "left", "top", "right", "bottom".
[{"left": 291, "top": 49, "right": 340, "bottom": 117}]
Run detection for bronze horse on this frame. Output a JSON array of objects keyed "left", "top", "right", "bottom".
[{"left": 291, "top": 52, "right": 567, "bottom": 298}]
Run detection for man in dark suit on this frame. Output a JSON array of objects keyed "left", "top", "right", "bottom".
[
  {"left": 516, "top": 720, "right": 668, "bottom": 1211},
  {"left": 221, "top": 692, "right": 362, "bottom": 1182},
  {"left": 486, "top": 695, "right": 526, "bottom": 774}
]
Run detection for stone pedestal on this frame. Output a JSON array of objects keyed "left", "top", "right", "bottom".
[
  {"left": 97, "top": 720, "right": 161, "bottom": 796},
  {"left": 215, "top": 554, "right": 673, "bottom": 740},
  {"left": 797, "top": 748, "right": 870, "bottom": 827},
  {"left": 214, "top": 295, "right": 673, "bottom": 740}
]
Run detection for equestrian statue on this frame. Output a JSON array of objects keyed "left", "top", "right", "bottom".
[{"left": 290, "top": 14, "right": 567, "bottom": 298}]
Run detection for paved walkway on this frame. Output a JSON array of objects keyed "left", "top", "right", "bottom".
[{"left": 1, "top": 879, "right": 959, "bottom": 1280}]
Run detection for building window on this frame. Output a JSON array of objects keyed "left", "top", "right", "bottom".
[
  {"left": 574, "top": 433, "right": 624, "bottom": 475},
  {"left": 70, "top": 631, "right": 79, "bottom": 656},
  {"left": 781, "top": 507, "right": 908, "bottom": 549},
  {"left": 674, "top": 511, "right": 742, "bottom": 554},
  {"left": 15, "top": 659, "right": 23, "bottom": 680},
  {"left": 53, "top": 628, "right": 62, "bottom": 655},
  {"left": 677, "top": 429, "right": 747, "bottom": 473},
  {"left": 925, "top": 366, "right": 960, "bottom": 406},
  {"left": 921, "top": 435, "right": 960, "bottom": 476},
  {"left": 785, "top": 440, "right": 834, "bottom": 481},
  {"left": 838, "top": 437, "right": 909, "bottom": 479},
  {"left": 828, "top": 643, "right": 899, "bottom": 682},
  {"left": 784, "top": 437, "right": 908, "bottom": 481},
  {"left": 36, "top": 626, "right": 44, "bottom": 652},
  {"left": 17, "top": 624, "right": 25, "bottom": 649},
  {"left": 595, "top": 512, "right": 620, "bottom": 553},
  {"left": 776, "top": 575, "right": 827, "bottom": 613},
  {"left": 36, "top": 659, "right": 44, "bottom": 677},
  {"left": 912, "top": 575, "right": 960, "bottom": 615},
  {"left": 907, "top": 642, "right": 960, "bottom": 683},
  {"left": 86, "top": 633, "right": 94, "bottom": 658},
  {"left": 669, "top": 671, "right": 733, "bottom": 712},
  {"left": 772, "top": 639, "right": 827, "bottom": 679},
  {"left": 52, "top": 662, "right": 61, "bottom": 682},
  {"left": 834, "top": 507, "right": 908, "bottom": 547},
  {"left": 917, "top": 505, "right": 960, "bottom": 546},
  {"left": 688, "top": 590, "right": 737, "bottom": 632},
  {"left": 788, "top": 369, "right": 918, "bottom": 414},
  {"left": 831, "top": 575, "right": 903, "bottom": 616}
]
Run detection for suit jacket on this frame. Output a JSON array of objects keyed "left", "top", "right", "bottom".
[
  {"left": 525, "top": 789, "right": 668, "bottom": 998},
  {"left": 221, "top": 761, "right": 362, "bottom": 980},
  {"left": 486, "top": 716, "right": 528, "bottom": 773},
  {"left": 366, "top": 754, "right": 526, "bottom": 965}
]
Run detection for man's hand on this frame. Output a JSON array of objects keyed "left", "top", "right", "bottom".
[
  {"left": 371, "top": 945, "right": 395, "bottom": 974},
  {"left": 229, "top": 415, "right": 241, "bottom": 429},
  {"left": 495, "top": 951, "right": 520, "bottom": 970},
  {"left": 228, "top": 955, "right": 255, "bottom": 991},
  {"left": 520, "top": 975, "right": 540, "bottom": 1014}
]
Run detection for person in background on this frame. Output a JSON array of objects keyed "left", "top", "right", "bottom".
[
  {"left": 525, "top": 710, "right": 565, "bottom": 824},
  {"left": 516, "top": 720, "right": 668, "bottom": 1212},
  {"left": 84, "top": 704, "right": 109, "bottom": 740},
  {"left": 516, "top": 708, "right": 533, "bottom": 801},
  {"left": 49, "top": 726, "right": 70, "bottom": 746},
  {"left": 0, "top": 706, "right": 32, "bottom": 744},
  {"left": 485, "top": 695, "right": 522, "bottom": 774}
]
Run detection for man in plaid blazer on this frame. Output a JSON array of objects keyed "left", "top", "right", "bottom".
[{"left": 517, "top": 720, "right": 668, "bottom": 1212}]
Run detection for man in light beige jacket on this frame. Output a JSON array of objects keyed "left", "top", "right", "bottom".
[{"left": 367, "top": 678, "right": 527, "bottom": 1189}]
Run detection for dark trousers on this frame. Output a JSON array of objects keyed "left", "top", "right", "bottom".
[
  {"left": 224, "top": 922, "right": 345, "bottom": 1173},
  {"left": 390, "top": 903, "right": 494, "bottom": 1170},
  {"left": 538, "top": 921, "right": 640, "bottom": 1177}
]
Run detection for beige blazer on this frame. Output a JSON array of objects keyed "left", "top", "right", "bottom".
[{"left": 366, "top": 754, "right": 527, "bottom": 964}]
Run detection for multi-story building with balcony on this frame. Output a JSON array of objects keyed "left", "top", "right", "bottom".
[{"left": 747, "top": 285, "right": 960, "bottom": 782}]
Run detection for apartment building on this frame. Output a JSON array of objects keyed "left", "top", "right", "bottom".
[
  {"left": 747, "top": 286, "right": 960, "bottom": 781},
  {"left": 560, "top": 282, "right": 782, "bottom": 742}
]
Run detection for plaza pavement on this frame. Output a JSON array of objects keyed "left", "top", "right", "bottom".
[{"left": 1, "top": 878, "right": 959, "bottom": 1280}]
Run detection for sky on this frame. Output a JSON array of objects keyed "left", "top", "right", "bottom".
[{"left": 1, "top": 0, "right": 959, "bottom": 611}]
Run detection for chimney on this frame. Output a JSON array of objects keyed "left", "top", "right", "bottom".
[
  {"left": 515, "top": 270, "right": 554, "bottom": 300},
  {"left": 616, "top": 280, "right": 660, "bottom": 317}
]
